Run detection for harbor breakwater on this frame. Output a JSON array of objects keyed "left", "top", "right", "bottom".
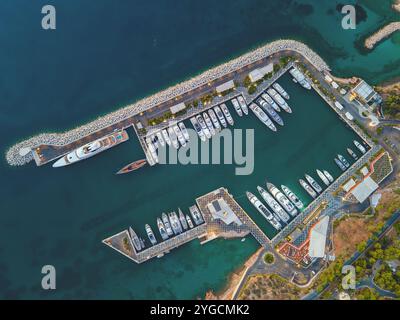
[
  {"left": 365, "top": 22, "right": 400, "bottom": 49},
  {"left": 6, "top": 39, "right": 330, "bottom": 166}
]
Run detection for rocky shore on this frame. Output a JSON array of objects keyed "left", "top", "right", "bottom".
[
  {"left": 6, "top": 39, "right": 330, "bottom": 166},
  {"left": 364, "top": 22, "right": 400, "bottom": 49}
]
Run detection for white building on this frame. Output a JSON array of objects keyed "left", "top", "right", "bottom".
[
  {"left": 308, "top": 216, "right": 330, "bottom": 258},
  {"left": 216, "top": 80, "right": 235, "bottom": 94},
  {"left": 350, "top": 176, "right": 379, "bottom": 203},
  {"left": 248, "top": 63, "right": 274, "bottom": 82},
  {"left": 170, "top": 102, "right": 186, "bottom": 114}
]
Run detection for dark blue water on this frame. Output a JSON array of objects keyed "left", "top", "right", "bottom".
[{"left": 0, "top": 0, "right": 398, "bottom": 299}]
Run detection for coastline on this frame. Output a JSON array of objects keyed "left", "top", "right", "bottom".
[
  {"left": 5, "top": 39, "right": 329, "bottom": 166},
  {"left": 205, "top": 247, "right": 263, "bottom": 300}
]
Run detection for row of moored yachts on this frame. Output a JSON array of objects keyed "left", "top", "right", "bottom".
[
  {"left": 127, "top": 206, "right": 204, "bottom": 252},
  {"left": 247, "top": 181, "right": 304, "bottom": 231},
  {"left": 145, "top": 122, "right": 191, "bottom": 163},
  {"left": 334, "top": 140, "right": 367, "bottom": 172}
]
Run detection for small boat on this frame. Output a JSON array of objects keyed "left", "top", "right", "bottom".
[
  {"left": 299, "top": 179, "right": 317, "bottom": 198},
  {"left": 338, "top": 154, "right": 350, "bottom": 168},
  {"left": 167, "top": 127, "right": 179, "bottom": 149},
  {"left": 168, "top": 212, "right": 182, "bottom": 234},
  {"left": 116, "top": 159, "right": 146, "bottom": 174},
  {"left": 347, "top": 148, "right": 358, "bottom": 160},
  {"left": 214, "top": 106, "right": 227, "bottom": 128},
  {"left": 190, "top": 117, "right": 206, "bottom": 142},
  {"left": 186, "top": 214, "right": 194, "bottom": 228},
  {"left": 162, "top": 212, "right": 174, "bottom": 236},
  {"left": 145, "top": 224, "right": 157, "bottom": 246},
  {"left": 178, "top": 208, "right": 188, "bottom": 230},
  {"left": 173, "top": 124, "right": 187, "bottom": 147},
  {"left": 189, "top": 205, "right": 204, "bottom": 225},
  {"left": 323, "top": 170, "right": 334, "bottom": 183},
  {"left": 354, "top": 140, "right": 366, "bottom": 154},
  {"left": 128, "top": 227, "right": 142, "bottom": 251},
  {"left": 316, "top": 169, "right": 330, "bottom": 186},
  {"left": 281, "top": 185, "right": 304, "bottom": 210},
  {"left": 305, "top": 174, "right": 323, "bottom": 193},
  {"left": 156, "top": 132, "right": 165, "bottom": 147},
  {"left": 220, "top": 103, "right": 234, "bottom": 126},
  {"left": 208, "top": 109, "right": 221, "bottom": 130},
  {"left": 157, "top": 218, "right": 169, "bottom": 241},
  {"left": 237, "top": 96, "right": 249, "bottom": 115},
  {"left": 231, "top": 98, "right": 243, "bottom": 117},
  {"left": 178, "top": 122, "right": 190, "bottom": 142},
  {"left": 161, "top": 129, "right": 171, "bottom": 146},
  {"left": 203, "top": 112, "right": 216, "bottom": 136},
  {"left": 139, "top": 237, "right": 145, "bottom": 249},
  {"left": 335, "top": 157, "right": 346, "bottom": 171},
  {"left": 196, "top": 115, "right": 211, "bottom": 139}
]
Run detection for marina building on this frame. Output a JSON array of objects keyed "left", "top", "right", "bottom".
[
  {"left": 207, "top": 198, "right": 243, "bottom": 226},
  {"left": 350, "top": 79, "right": 382, "bottom": 110},
  {"left": 308, "top": 216, "right": 330, "bottom": 258},
  {"left": 248, "top": 63, "right": 274, "bottom": 82},
  {"left": 350, "top": 176, "right": 379, "bottom": 203},
  {"left": 216, "top": 80, "right": 235, "bottom": 94},
  {"left": 170, "top": 102, "right": 186, "bottom": 114}
]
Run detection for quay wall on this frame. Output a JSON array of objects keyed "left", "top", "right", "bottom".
[{"left": 6, "top": 40, "right": 329, "bottom": 166}]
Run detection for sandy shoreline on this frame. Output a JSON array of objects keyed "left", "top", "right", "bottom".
[
  {"left": 393, "top": 0, "right": 400, "bottom": 13},
  {"left": 205, "top": 247, "right": 263, "bottom": 300}
]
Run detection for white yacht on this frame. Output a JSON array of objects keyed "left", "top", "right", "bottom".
[
  {"left": 161, "top": 129, "right": 171, "bottom": 146},
  {"left": 237, "top": 96, "right": 249, "bottom": 115},
  {"left": 208, "top": 109, "right": 221, "bottom": 130},
  {"left": 214, "top": 106, "right": 227, "bottom": 128},
  {"left": 196, "top": 115, "right": 211, "bottom": 139},
  {"left": 231, "top": 98, "right": 243, "bottom": 117},
  {"left": 220, "top": 103, "right": 234, "bottom": 126},
  {"left": 168, "top": 127, "right": 180, "bottom": 149},
  {"left": 178, "top": 122, "right": 190, "bottom": 142},
  {"left": 190, "top": 117, "right": 206, "bottom": 142},
  {"left": 249, "top": 103, "right": 277, "bottom": 132},
  {"left": 203, "top": 112, "right": 216, "bottom": 136}
]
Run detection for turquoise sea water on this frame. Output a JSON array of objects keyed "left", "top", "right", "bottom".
[{"left": 0, "top": 1, "right": 398, "bottom": 299}]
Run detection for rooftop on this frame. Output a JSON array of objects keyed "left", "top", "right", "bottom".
[
  {"left": 350, "top": 176, "right": 379, "bottom": 203},
  {"left": 308, "top": 216, "right": 330, "bottom": 258}
]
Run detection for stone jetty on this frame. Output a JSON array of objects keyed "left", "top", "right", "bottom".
[
  {"left": 365, "top": 22, "right": 400, "bottom": 49},
  {"left": 6, "top": 39, "right": 330, "bottom": 166}
]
